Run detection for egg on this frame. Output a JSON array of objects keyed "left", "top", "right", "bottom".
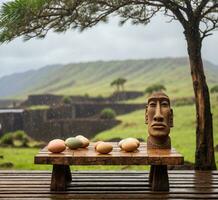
[
  {"left": 75, "top": 135, "right": 90, "bottom": 148},
  {"left": 118, "top": 139, "right": 126, "bottom": 148},
  {"left": 119, "top": 138, "right": 140, "bottom": 150},
  {"left": 125, "top": 138, "right": 140, "bottom": 148},
  {"left": 94, "top": 141, "right": 104, "bottom": 150},
  {"left": 47, "top": 139, "right": 66, "bottom": 153},
  {"left": 121, "top": 139, "right": 138, "bottom": 152},
  {"left": 65, "top": 137, "right": 83, "bottom": 149},
  {"left": 96, "top": 142, "right": 113, "bottom": 154}
]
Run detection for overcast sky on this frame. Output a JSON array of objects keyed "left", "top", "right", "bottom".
[{"left": 0, "top": 1, "right": 218, "bottom": 78}]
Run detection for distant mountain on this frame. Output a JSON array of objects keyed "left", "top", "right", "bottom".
[{"left": 0, "top": 57, "right": 217, "bottom": 99}]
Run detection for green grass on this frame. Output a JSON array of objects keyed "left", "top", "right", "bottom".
[
  {"left": 27, "top": 105, "right": 50, "bottom": 110},
  {"left": 1, "top": 100, "right": 218, "bottom": 170}
]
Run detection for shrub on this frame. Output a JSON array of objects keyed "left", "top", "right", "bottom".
[
  {"left": 211, "top": 85, "right": 218, "bottom": 93},
  {"left": 0, "top": 132, "right": 14, "bottom": 145},
  {"left": 62, "top": 95, "right": 72, "bottom": 104},
  {"left": 145, "top": 84, "right": 166, "bottom": 95},
  {"left": 0, "top": 131, "right": 30, "bottom": 147},
  {"left": 100, "top": 108, "right": 116, "bottom": 119},
  {"left": 13, "top": 130, "right": 29, "bottom": 147}
]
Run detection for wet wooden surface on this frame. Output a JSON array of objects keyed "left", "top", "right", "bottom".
[
  {"left": 35, "top": 142, "right": 184, "bottom": 165},
  {"left": 0, "top": 170, "right": 218, "bottom": 199}
]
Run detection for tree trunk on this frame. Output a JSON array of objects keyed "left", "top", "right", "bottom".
[{"left": 185, "top": 29, "right": 216, "bottom": 170}]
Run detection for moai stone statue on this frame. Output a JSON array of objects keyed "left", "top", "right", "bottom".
[{"left": 145, "top": 92, "right": 173, "bottom": 149}]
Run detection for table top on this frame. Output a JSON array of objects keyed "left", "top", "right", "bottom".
[{"left": 35, "top": 142, "right": 184, "bottom": 165}]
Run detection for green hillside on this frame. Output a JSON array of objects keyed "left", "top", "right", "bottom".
[{"left": 0, "top": 57, "right": 217, "bottom": 99}]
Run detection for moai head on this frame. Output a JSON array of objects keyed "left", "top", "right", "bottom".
[{"left": 145, "top": 92, "right": 173, "bottom": 149}]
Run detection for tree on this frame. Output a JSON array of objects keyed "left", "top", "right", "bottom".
[
  {"left": 110, "top": 77, "right": 127, "bottom": 92},
  {"left": 110, "top": 79, "right": 120, "bottom": 92},
  {"left": 0, "top": 0, "right": 217, "bottom": 170},
  {"left": 117, "top": 77, "right": 127, "bottom": 91},
  {"left": 145, "top": 84, "right": 166, "bottom": 95}
]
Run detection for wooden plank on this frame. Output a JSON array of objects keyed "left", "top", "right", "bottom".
[
  {"left": 1, "top": 170, "right": 218, "bottom": 174},
  {"left": 1, "top": 170, "right": 218, "bottom": 199},
  {"left": 35, "top": 142, "right": 184, "bottom": 165},
  {"left": 1, "top": 194, "right": 218, "bottom": 199}
]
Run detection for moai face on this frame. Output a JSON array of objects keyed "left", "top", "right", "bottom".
[{"left": 145, "top": 92, "right": 173, "bottom": 138}]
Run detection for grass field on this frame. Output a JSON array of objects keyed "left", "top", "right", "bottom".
[{"left": 0, "top": 99, "right": 218, "bottom": 170}]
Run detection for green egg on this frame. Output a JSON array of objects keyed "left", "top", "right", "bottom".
[{"left": 65, "top": 137, "right": 83, "bottom": 149}]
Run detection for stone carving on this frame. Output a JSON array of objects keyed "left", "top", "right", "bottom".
[{"left": 145, "top": 92, "right": 173, "bottom": 149}]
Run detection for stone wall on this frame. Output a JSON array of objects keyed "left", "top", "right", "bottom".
[
  {"left": 74, "top": 103, "right": 145, "bottom": 118},
  {"left": 24, "top": 118, "right": 120, "bottom": 142},
  {"left": 0, "top": 99, "right": 22, "bottom": 108},
  {"left": 0, "top": 111, "right": 23, "bottom": 133},
  {"left": 20, "top": 91, "right": 144, "bottom": 107},
  {"left": 109, "top": 91, "right": 144, "bottom": 101},
  {"left": 21, "top": 94, "right": 63, "bottom": 106}
]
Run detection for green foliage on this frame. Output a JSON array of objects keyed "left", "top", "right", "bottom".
[
  {"left": 110, "top": 77, "right": 127, "bottom": 91},
  {"left": 0, "top": 130, "right": 41, "bottom": 148},
  {"left": 144, "top": 84, "right": 166, "bottom": 95},
  {"left": 0, "top": 130, "right": 29, "bottom": 147},
  {"left": 62, "top": 95, "right": 72, "bottom": 104},
  {"left": 100, "top": 108, "right": 116, "bottom": 119},
  {"left": 84, "top": 93, "right": 89, "bottom": 98},
  {"left": 211, "top": 85, "right": 218, "bottom": 93},
  {"left": 0, "top": 0, "right": 217, "bottom": 44},
  {"left": 0, "top": 132, "right": 14, "bottom": 145}
]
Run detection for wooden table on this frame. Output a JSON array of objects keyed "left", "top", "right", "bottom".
[{"left": 35, "top": 142, "right": 184, "bottom": 192}]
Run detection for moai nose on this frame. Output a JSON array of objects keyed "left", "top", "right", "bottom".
[{"left": 153, "top": 102, "right": 164, "bottom": 122}]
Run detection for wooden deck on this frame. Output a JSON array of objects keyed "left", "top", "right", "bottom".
[{"left": 0, "top": 170, "right": 218, "bottom": 199}]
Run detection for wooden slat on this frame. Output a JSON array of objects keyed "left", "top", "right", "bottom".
[
  {"left": 1, "top": 170, "right": 218, "bottom": 199},
  {"left": 1, "top": 170, "right": 218, "bottom": 174},
  {"left": 34, "top": 142, "right": 184, "bottom": 165}
]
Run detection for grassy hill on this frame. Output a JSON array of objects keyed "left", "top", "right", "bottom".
[{"left": 0, "top": 57, "right": 218, "bottom": 99}]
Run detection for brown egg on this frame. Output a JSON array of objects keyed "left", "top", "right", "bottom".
[
  {"left": 75, "top": 135, "right": 90, "bottom": 148},
  {"left": 121, "top": 140, "right": 138, "bottom": 152},
  {"left": 94, "top": 141, "right": 104, "bottom": 150},
  {"left": 96, "top": 142, "right": 113, "bottom": 154},
  {"left": 48, "top": 139, "right": 66, "bottom": 153}
]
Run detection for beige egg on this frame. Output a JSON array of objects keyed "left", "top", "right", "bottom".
[
  {"left": 96, "top": 142, "right": 113, "bottom": 154},
  {"left": 121, "top": 140, "right": 138, "bottom": 152},
  {"left": 48, "top": 139, "right": 66, "bottom": 153},
  {"left": 125, "top": 138, "right": 140, "bottom": 148},
  {"left": 75, "top": 135, "right": 89, "bottom": 148},
  {"left": 94, "top": 141, "right": 104, "bottom": 150},
  {"left": 118, "top": 139, "right": 126, "bottom": 148}
]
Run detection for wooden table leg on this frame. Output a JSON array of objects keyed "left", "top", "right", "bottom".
[
  {"left": 150, "top": 165, "right": 169, "bottom": 191},
  {"left": 51, "top": 164, "right": 72, "bottom": 191}
]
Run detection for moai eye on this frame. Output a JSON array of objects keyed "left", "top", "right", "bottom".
[
  {"left": 149, "top": 101, "right": 156, "bottom": 107},
  {"left": 161, "top": 101, "right": 169, "bottom": 107}
]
